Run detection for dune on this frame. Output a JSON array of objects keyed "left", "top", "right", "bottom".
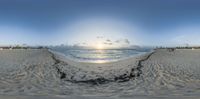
[{"left": 0, "top": 49, "right": 200, "bottom": 98}]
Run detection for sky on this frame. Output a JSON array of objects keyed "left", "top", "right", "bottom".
[{"left": 0, "top": 0, "right": 200, "bottom": 47}]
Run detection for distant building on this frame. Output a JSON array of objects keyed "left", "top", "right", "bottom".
[{"left": 192, "top": 48, "right": 195, "bottom": 50}]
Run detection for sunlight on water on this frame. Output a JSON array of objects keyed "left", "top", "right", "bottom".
[
  {"left": 85, "top": 50, "right": 109, "bottom": 63},
  {"left": 93, "top": 60, "right": 107, "bottom": 63},
  {"left": 53, "top": 48, "right": 151, "bottom": 63}
]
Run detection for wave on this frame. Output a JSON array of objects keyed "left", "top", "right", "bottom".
[{"left": 50, "top": 49, "right": 150, "bottom": 63}]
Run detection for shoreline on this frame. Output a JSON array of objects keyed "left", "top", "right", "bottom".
[
  {"left": 48, "top": 49, "right": 153, "bottom": 64},
  {"left": 48, "top": 49, "right": 154, "bottom": 64},
  {"left": 0, "top": 48, "right": 200, "bottom": 97},
  {"left": 48, "top": 49, "right": 154, "bottom": 84}
]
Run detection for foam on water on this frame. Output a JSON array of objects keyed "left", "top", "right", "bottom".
[{"left": 51, "top": 49, "right": 150, "bottom": 63}]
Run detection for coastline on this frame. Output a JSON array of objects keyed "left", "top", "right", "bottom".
[
  {"left": 0, "top": 48, "right": 200, "bottom": 98},
  {"left": 48, "top": 49, "right": 154, "bottom": 84},
  {"left": 48, "top": 49, "right": 153, "bottom": 64}
]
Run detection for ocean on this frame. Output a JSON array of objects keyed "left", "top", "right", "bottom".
[{"left": 51, "top": 48, "right": 151, "bottom": 63}]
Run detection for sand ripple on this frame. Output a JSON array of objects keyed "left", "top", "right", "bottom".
[{"left": 0, "top": 49, "right": 200, "bottom": 97}]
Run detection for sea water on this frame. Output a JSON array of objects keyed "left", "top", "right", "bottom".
[{"left": 51, "top": 49, "right": 151, "bottom": 63}]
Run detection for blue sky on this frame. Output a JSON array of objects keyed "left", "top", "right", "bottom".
[{"left": 0, "top": 0, "right": 200, "bottom": 47}]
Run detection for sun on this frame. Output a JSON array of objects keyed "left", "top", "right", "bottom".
[
  {"left": 96, "top": 43, "right": 104, "bottom": 49},
  {"left": 94, "top": 41, "right": 105, "bottom": 49}
]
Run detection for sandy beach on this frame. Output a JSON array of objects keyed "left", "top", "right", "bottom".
[{"left": 0, "top": 49, "right": 200, "bottom": 98}]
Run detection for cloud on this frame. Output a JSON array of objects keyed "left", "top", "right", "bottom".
[
  {"left": 82, "top": 42, "right": 87, "bottom": 45},
  {"left": 97, "top": 36, "right": 104, "bottom": 39},
  {"left": 73, "top": 37, "right": 131, "bottom": 48},
  {"left": 124, "top": 39, "right": 130, "bottom": 44},
  {"left": 115, "top": 39, "right": 130, "bottom": 45},
  {"left": 115, "top": 40, "right": 120, "bottom": 43},
  {"left": 104, "top": 42, "right": 113, "bottom": 45},
  {"left": 106, "top": 39, "right": 111, "bottom": 42},
  {"left": 103, "top": 39, "right": 113, "bottom": 45},
  {"left": 73, "top": 42, "right": 88, "bottom": 47}
]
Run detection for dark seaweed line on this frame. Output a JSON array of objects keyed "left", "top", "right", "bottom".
[
  {"left": 49, "top": 50, "right": 67, "bottom": 79},
  {"left": 48, "top": 50, "right": 155, "bottom": 85},
  {"left": 114, "top": 51, "right": 155, "bottom": 82},
  {"left": 133, "top": 52, "right": 155, "bottom": 78}
]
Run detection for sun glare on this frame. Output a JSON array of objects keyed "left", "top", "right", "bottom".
[{"left": 96, "top": 43, "right": 104, "bottom": 49}]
